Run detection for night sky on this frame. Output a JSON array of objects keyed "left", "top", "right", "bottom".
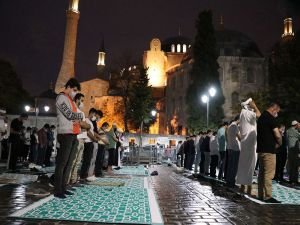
[{"left": 0, "top": 0, "right": 299, "bottom": 96}]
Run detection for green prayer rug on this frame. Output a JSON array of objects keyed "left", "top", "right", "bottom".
[
  {"left": 113, "top": 166, "right": 148, "bottom": 176},
  {"left": 245, "top": 181, "right": 300, "bottom": 205},
  {"left": 11, "top": 185, "right": 152, "bottom": 224},
  {"left": 89, "top": 177, "right": 146, "bottom": 189}
]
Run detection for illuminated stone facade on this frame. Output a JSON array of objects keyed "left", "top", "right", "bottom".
[
  {"left": 143, "top": 39, "right": 167, "bottom": 87},
  {"left": 165, "top": 29, "right": 268, "bottom": 134},
  {"left": 143, "top": 36, "right": 192, "bottom": 134}
]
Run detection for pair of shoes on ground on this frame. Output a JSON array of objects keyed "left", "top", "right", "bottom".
[{"left": 26, "top": 188, "right": 51, "bottom": 197}]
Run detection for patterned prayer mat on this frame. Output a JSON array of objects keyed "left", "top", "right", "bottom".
[
  {"left": 113, "top": 166, "right": 149, "bottom": 176},
  {"left": 89, "top": 177, "right": 146, "bottom": 189},
  {"left": 247, "top": 181, "right": 300, "bottom": 205},
  {"left": 11, "top": 185, "right": 152, "bottom": 224}
]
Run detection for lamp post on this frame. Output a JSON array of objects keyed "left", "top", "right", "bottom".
[
  {"left": 201, "top": 87, "right": 216, "bottom": 128},
  {"left": 138, "top": 110, "right": 157, "bottom": 164}
]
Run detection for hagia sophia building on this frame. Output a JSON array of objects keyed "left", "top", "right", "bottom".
[{"left": 52, "top": 0, "right": 295, "bottom": 135}]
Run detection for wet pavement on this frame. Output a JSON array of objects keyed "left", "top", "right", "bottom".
[{"left": 1, "top": 165, "right": 300, "bottom": 225}]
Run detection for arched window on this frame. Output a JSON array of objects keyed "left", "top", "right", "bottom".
[
  {"left": 246, "top": 68, "right": 255, "bottom": 83},
  {"left": 171, "top": 44, "right": 175, "bottom": 53},
  {"left": 177, "top": 44, "right": 181, "bottom": 53},
  {"left": 231, "top": 67, "right": 239, "bottom": 82},
  {"left": 231, "top": 92, "right": 239, "bottom": 109},
  {"left": 182, "top": 44, "right": 187, "bottom": 53}
]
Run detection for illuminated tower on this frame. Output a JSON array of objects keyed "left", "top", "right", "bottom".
[
  {"left": 282, "top": 17, "right": 294, "bottom": 39},
  {"left": 55, "top": 0, "right": 80, "bottom": 93},
  {"left": 97, "top": 39, "right": 106, "bottom": 74},
  {"left": 143, "top": 38, "right": 167, "bottom": 87}
]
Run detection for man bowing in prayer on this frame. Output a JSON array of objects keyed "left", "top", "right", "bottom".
[{"left": 236, "top": 98, "right": 261, "bottom": 195}]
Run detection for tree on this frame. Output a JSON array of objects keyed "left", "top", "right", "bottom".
[
  {"left": 186, "top": 10, "right": 225, "bottom": 132},
  {"left": 268, "top": 31, "right": 300, "bottom": 125},
  {"left": 127, "top": 67, "right": 155, "bottom": 131},
  {"left": 0, "top": 59, "right": 31, "bottom": 113},
  {"left": 110, "top": 52, "right": 139, "bottom": 132}
]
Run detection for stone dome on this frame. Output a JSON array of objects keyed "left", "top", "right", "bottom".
[
  {"left": 216, "top": 29, "right": 263, "bottom": 57},
  {"left": 161, "top": 36, "right": 192, "bottom": 53}
]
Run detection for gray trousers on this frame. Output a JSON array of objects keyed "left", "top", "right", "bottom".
[
  {"left": 288, "top": 148, "right": 299, "bottom": 183},
  {"left": 69, "top": 139, "right": 85, "bottom": 183},
  {"left": 88, "top": 142, "right": 98, "bottom": 177},
  {"left": 54, "top": 134, "right": 78, "bottom": 195},
  {"left": 194, "top": 150, "right": 201, "bottom": 173},
  {"left": 204, "top": 152, "right": 211, "bottom": 174}
]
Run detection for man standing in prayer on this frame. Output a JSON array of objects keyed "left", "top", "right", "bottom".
[
  {"left": 217, "top": 122, "right": 228, "bottom": 180},
  {"left": 54, "top": 78, "right": 83, "bottom": 198},
  {"left": 236, "top": 98, "right": 261, "bottom": 195},
  {"left": 286, "top": 120, "right": 300, "bottom": 185},
  {"left": 257, "top": 102, "right": 282, "bottom": 203}
]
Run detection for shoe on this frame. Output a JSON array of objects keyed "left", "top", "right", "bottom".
[
  {"left": 114, "top": 167, "right": 121, "bottom": 170},
  {"left": 95, "top": 173, "right": 104, "bottom": 177},
  {"left": 150, "top": 171, "right": 158, "bottom": 176},
  {"left": 26, "top": 188, "right": 50, "bottom": 197},
  {"left": 64, "top": 190, "right": 74, "bottom": 195},
  {"left": 86, "top": 175, "right": 96, "bottom": 182},
  {"left": 67, "top": 186, "right": 76, "bottom": 191},
  {"left": 72, "top": 183, "right": 84, "bottom": 188},
  {"left": 264, "top": 198, "right": 281, "bottom": 203},
  {"left": 54, "top": 193, "right": 67, "bottom": 199},
  {"left": 79, "top": 179, "right": 88, "bottom": 185}
]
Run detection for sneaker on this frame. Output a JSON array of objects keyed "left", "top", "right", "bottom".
[
  {"left": 67, "top": 186, "right": 76, "bottom": 191},
  {"left": 72, "top": 183, "right": 84, "bottom": 188},
  {"left": 114, "top": 167, "right": 121, "bottom": 170},
  {"left": 28, "top": 163, "right": 36, "bottom": 169},
  {"left": 264, "top": 197, "right": 281, "bottom": 203},
  {"left": 150, "top": 171, "right": 158, "bottom": 176},
  {"left": 79, "top": 179, "right": 88, "bottom": 185},
  {"left": 86, "top": 175, "right": 96, "bottom": 182},
  {"left": 64, "top": 190, "right": 74, "bottom": 195},
  {"left": 26, "top": 188, "right": 50, "bottom": 197},
  {"left": 54, "top": 193, "right": 67, "bottom": 199}
]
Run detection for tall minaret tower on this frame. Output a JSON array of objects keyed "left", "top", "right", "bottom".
[
  {"left": 282, "top": 17, "right": 294, "bottom": 39},
  {"left": 55, "top": 0, "right": 80, "bottom": 93},
  {"left": 97, "top": 39, "right": 106, "bottom": 74}
]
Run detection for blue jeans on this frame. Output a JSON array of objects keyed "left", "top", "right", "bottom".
[{"left": 226, "top": 149, "right": 240, "bottom": 187}]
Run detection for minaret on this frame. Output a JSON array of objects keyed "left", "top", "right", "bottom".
[
  {"left": 97, "top": 39, "right": 106, "bottom": 74},
  {"left": 282, "top": 17, "right": 294, "bottom": 39},
  {"left": 55, "top": 0, "right": 80, "bottom": 93}
]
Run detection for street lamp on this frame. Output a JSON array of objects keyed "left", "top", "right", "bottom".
[
  {"left": 24, "top": 105, "right": 30, "bottom": 112},
  {"left": 44, "top": 105, "right": 50, "bottom": 112},
  {"left": 151, "top": 110, "right": 157, "bottom": 117},
  {"left": 201, "top": 87, "right": 217, "bottom": 128}
]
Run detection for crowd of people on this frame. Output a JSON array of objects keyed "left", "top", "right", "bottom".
[
  {"left": 53, "top": 78, "right": 124, "bottom": 198},
  {"left": 2, "top": 78, "right": 124, "bottom": 199},
  {"left": 2, "top": 78, "right": 300, "bottom": 203},
  {"left": 4, "top": 114, "right": 56, "bottom": 171},
  {"left": 177, "top": 99, "right": 300, "bottom": 203}
]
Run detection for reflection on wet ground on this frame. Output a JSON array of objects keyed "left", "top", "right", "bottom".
[{"left": 1, "top": 165, "right": 300, "bottom": 225}]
